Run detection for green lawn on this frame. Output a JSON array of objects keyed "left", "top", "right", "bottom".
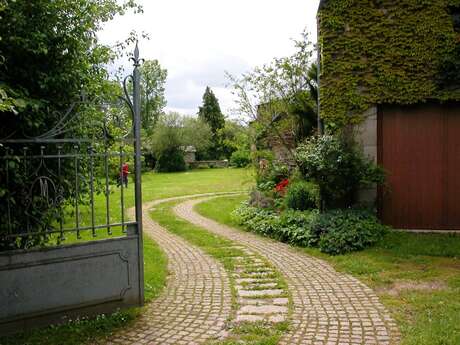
[
  {"left": 196, "top": 195, "right": 460, "bottom": 345},
  {"left": 60, "top": 167, "right": 254, "bottom": 243},
  {"left": 0, "top": 168, "right": 253, "bottom": 345}
]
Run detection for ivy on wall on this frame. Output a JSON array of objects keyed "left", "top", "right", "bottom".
[{"left": 318, "top": 0, "right": 460, "bottom": 129}]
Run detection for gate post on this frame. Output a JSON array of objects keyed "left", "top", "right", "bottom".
[{"left": 132, "top": 42, "right": 144, "bottom": 305}]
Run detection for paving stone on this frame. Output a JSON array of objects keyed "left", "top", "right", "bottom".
[
  {"left": 269, "top": 314, "right": 287, "bottom": 323},
  {"left": 240, "top": 305, "right": 288, "bottom": 314},
  {"left": 272, "top": 297, "right": 289, "bottom": 305},
  {"left": 244, "top": 282, "right": 279, "bottom": 289},
  {"left": 235, "top": 278, "right": 260, "bottom": 284},
  {"left": 239, "top": 298, "right": 270, "bottom": 306},
  {"left": 235, "top": 314, "right": 265, "bottom": 323},
  {"left": 237, "top": 289, "right": 284, "bottom": 297}
]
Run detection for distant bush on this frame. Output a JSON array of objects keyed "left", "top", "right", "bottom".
[
  {"left": 149, "top": 112, "right": 211, "bottom": 172},
  {"left": 285, "top": 181, "right": 319, "bottom": 211},
  {"left": 233, "top": 203, "right": 387, "bottom": 255},
  {"left": 155, "top": 148, "right": 186, "bottom": 172},
  {"left": 230, "top": 150, "right": 251, "bottom": 167}
]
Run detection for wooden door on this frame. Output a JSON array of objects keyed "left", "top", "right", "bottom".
[{"left": 378, "top": 103, "right": 460, "bottom": 230}]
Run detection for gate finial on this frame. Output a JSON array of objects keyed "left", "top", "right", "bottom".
[{"left": 131, "top": 41, "right": 143, "bottom": 67}]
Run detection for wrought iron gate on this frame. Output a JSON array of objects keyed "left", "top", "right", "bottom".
[{"left": 0, "top": 45, "right": 144, "bottom": 334}]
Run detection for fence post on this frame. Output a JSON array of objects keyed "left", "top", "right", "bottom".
[{"left": 132, "top": 42, "right": 144, "bottom": 305}]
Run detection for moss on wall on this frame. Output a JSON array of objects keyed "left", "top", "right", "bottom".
[{"left": 318, "top": 0, "right": 460, "bottom": 129}]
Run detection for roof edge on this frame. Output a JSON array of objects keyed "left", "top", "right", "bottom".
[{"left": 318, "top": 0, "right": 327, "bottom": 13}]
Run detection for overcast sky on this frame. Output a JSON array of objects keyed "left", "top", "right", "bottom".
[{"left": 99, "top": 0, "right": 320, "bottom": 117}]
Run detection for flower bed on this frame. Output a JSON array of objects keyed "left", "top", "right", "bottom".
[
  {"left": 232, "top": 203, "right": 388, "bottom": 255},
  {"left": 244, "top": 134, "right": 389, "bottom": 254}
]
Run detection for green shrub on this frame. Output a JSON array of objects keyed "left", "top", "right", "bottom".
[
  {"left": 232, "top": 203, "right": 317, "bottom": 246},
  {"left": 251, "top": 149, "right": 274, "bottom": 165},
  {"left": 268, "top": 163, "right": 289, "bottom": 184},
  {"left": 285, "top": 181, "right": 319, "bottom": 211},
  {"left": 278, "top": 210, "right": 318, "bottom": 246},
  {"left": 230, "top": 150, "right": 251, "bottom": 167},
  {"left": 233, "top": 203, "right": 279, "bottom": 237},
  {"left": 256, "top": 181, "right": 276, "bottom": 192},
  {"left": 313, "top": 209, "right": 388, "bottom": 255},
  {"left": 233, "top": 202, "right": 388, "bottom": 255},
  {"left": 256, "top": 161, "right": 290, "bottom": 188},
  {"left": 295, "top": 135, "right": 384, "bottom": 209},
  {"left": 155, "top": 148, "right": 186, "bottom": 172}
]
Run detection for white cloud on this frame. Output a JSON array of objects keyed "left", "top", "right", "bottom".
[{"left": 99, "top": 0, "right": 320, "bottom": 116}]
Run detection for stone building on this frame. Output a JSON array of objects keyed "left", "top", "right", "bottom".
[
  {"left": 183, "top": 146, "right": 196, "bottom": 164},
  {"left": 317, "top": 0, "right": 460, "bottom": 231}
]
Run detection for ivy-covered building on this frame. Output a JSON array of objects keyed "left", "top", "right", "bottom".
[{"left": 317, "top": 0, "right": 460, "bottom": 231}]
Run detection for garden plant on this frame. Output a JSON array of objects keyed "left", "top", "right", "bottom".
[{"left": 236, "top": 133, "right": 387, "bottom": 255}]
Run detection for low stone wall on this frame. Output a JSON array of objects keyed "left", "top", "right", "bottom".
[{"left": 188, "top": 160, "right": 229, "bottom": 169}]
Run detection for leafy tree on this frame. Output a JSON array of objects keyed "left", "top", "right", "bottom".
[
  {"left": 148, "top": 112, "right": 212, "bottom": 171},
  {"left": 0, "top": 0, "right": 140, "bottom": 250},
  {"left": 139, "top": 59, "right": 167, "bottom": 133},
  {"left": 227, "top": 29, "right": 318, "bottom": 162},
  {"left": 182, "top": 116, "right": 214, "bottom": 153},
  {"left": 0, "top": 0, "right": 141, "bottom": 138},
  {"left": 217, "top": 120, "right": 251, "bottom": 158}
]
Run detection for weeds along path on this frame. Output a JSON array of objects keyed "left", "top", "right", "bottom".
[{"left": 174, "top": 197, "right": 401, "bottom": 345}]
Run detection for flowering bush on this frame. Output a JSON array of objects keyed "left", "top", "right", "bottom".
[{"left": 295, "top": 135, "right": 384, "bottom": 209}]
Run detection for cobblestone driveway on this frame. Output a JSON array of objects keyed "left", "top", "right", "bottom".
[
  {"left": 103, "top": 198, "right": 232, "bottom": 345},
  {"left": 174, "top": 197, "right": 400, "bottom": 345}
]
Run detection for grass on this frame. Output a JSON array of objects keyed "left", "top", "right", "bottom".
[
  {"left": 1, "top": 168, "right": 253, "bottom": 345},
  {"left": 196, "top": 195, "right": 460, "bottom": 345},
  {"left": 0, "top": 311, "right": 140, "bottom": 345},
  {"left": 150, "top": 200, "right": 287, "bottom": 345},
  {"left": 143, "top": 236, "right": 168, "bottom": 302},
  {"left": 57, "top": 167, "right": 254, "bottom": 243}
]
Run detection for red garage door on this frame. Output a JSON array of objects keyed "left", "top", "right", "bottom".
[{"left": 378, "top": 103, "right": 460, "bottom": 230}]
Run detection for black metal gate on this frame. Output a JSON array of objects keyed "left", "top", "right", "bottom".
[{"left": 0, "top": 45, "right": 144, "bottom": 334}]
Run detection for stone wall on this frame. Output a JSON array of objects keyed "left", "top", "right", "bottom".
[
  {"left": 184, "top": 151, "right": 196, "bottom": 163},
  {"left": 267, "top": 132, "right": 296, "bottom": 168},
  {"left": 183, "top": 146, "right": 196, "bottom": 163},
  {"left": 354, "top": 106, "right": 378, "bottom": 206},
  {"left": 188, "top": 160, "right": 229, "bottom": 169}
]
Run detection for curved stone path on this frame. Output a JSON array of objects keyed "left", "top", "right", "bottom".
[
  {"left": 104, "top": 197, "right": 232, "bottom": 345},
  {"left": 174, "top": 197, "right": 401, "bottom": 345}
]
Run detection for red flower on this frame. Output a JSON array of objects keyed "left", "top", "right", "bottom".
[{"left": 275, "top": 178, "right": 289, "bottom": 194}]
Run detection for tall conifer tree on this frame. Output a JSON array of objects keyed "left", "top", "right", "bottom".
[{"left": 198, "top": 86, "right": 225, "bottom": 135}]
